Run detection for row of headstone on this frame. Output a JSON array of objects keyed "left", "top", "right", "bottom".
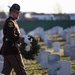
[
  {"left": 36, "top": 49, "right": 72, "bottom": 75},
  {"left": 44, "top": 26, "right": 63, "bottom": 35},
  {"left": 1, "top": 25, "right": 75, "bottom": 42},
  {"left": 45, "top": 25, "right": 75, "bottom": 36},
  {"left": 45, "top": 29, "right": 75, "bottom": 51},
  {"left": 44, "top": 26, "right": 75, "bottom": 45},
  {"left": 47, "top": 41, "right": 60, "bottom": 52},
  {"left": 45, "top": 39, "right": 60, "bottom": 52},
  {"left": 27, "top": 25, "right": 75, "bottom": 43},
  {"left": 28, "top": 27, "right": 45, "bottom": 40},
  {"left": 64, "top": 26, "right": 75, "bottom": 34},
  {"left": 0, "top": 26, "right": 74, "bottom": 48}
]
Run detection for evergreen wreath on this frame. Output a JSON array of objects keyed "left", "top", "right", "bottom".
[{"left": 20, "top": 35, "right": 41, "bottom": 60}]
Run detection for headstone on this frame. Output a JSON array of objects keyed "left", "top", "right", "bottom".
[
  {"left": 63, "top": 44, "right": 71, "bottom": 56},
  {"left": 20, "top": 28, "right": 26, "bottom": 34},
  {"left": 70, "top": 46, "right": 75, "bottom": 60},
  {"left": 58, "top": 27, "right": 63, "bottom": 36},
  {"left": 53, "top": 42, "right": 60, "bottom": 52},
  {"left": 47, "top": 54, "right": 60, "bottom": 75},
  {"left": 71, "top": 72, "right": 75, "bottom": 75},
  {"left": 43, "top": 34, "right": 50, "bottom": 45},
  {"left": 57, "top": 60, "right": 72, "bottom": 75},
  {"left": 61, "top": 31, "right": 67, "bottom": 40},
  {"left": 52, "top": 26, "right": 58, "bottom": 34},
  {"left": 0, "top": 29, "right": 3, "bottom": 42},
  {"left": 70, "top": 39, "right": 75, "bottom": 46},
  {"left": 36, "top": 48, "right": 45, "bottom": 63},
  {"left": 47, "top": 40, "right": 53, "bottom": 48},
  {"left": 65, "top": 28, "right": 71, "bottom": 33},
  {"left": 0, "top": 55, "right": 4, "bottom": 72},
  {"left": 0, "top": 73, "right": 5, "bottom": 75},
  {"left": 40, "top": 51, "right": 51, "bottom": 69},
  {"left": 27, "top": 30, "right": 35, "bottom": 36},
  {"left": 65, "top": 33, "right": 71, "bottom": 44},
  {"left": 44, "top": 29, "right": 52, "bottom": 35},
  {"left": 0, "top": 43, "right": 2, "bottom": 49},
  {"left": 70, "top": 26, "right": 75, "bottom": 33}
]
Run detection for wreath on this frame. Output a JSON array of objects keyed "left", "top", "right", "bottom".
[{"left": 19, "top": 35, "right": 41, "bottom": 60}]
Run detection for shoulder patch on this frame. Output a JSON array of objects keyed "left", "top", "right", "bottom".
[{"left": 8, "top": 21, "right": 14, "bottom": 27}]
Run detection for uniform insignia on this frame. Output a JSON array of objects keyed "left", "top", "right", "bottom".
[{"left": 8, "top": 22, "right": 13, "bottom": 27}]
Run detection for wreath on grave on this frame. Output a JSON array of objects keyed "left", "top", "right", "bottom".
[{"left": 19, "top": 35, "right": 41, "bottom": 60}]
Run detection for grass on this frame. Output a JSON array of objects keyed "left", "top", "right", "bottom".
[
  {"left": 11, "top": 34, "right": 75, "bottom": 75},
  {"left": 11, "top": 56, "right": 75, "bottom": 75}
]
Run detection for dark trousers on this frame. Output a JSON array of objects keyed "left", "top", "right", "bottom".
[{"left": 1, "top": 53, "right": 27, "bottom": 75}]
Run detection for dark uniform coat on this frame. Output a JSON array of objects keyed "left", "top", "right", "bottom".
[
  {"left": 1, "top": 16, "right": 21, "bottom": 55},
  {"left": 1, "top": 17, "right": 27, "bottom": 75}
]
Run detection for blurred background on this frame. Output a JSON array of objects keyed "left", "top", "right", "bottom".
[
  {"left": 0, "top": 0, "right": 75, "bottom": 75},
  {"left": 0, "top": 0, "right": 75, "bottom": 32}
]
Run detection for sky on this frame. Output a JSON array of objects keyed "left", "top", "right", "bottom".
[{"left": 0, "top": 0, "right": 75, "bottom": 14}]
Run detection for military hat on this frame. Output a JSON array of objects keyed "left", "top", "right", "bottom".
[{"left": 8, "top": 3, "right": 20, "bottom": 12}]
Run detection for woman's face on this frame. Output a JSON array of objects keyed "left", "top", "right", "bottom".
[{"left": 14, "top": 11, "right": 20, "bottom": 19}]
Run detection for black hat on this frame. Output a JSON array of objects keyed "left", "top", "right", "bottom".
[{"left": 8, "top": 3, "right": 20, "bottom": 12}]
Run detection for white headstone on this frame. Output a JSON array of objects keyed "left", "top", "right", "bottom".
[
  {"left": 57, "top": 60, "right": 72, "bottom": 75},
  {"left": 47, "top": 40, "right": 53, "bottom": 48},
  {"left": 70, "top": 26, "right": 75, "bottom": 33},
  {"left": 0, "top": 55, "right": 4, "bottom": 72},
  {"left": 53, "top": 42, "right": 60, "bottom": 52},
  {"left": 71, "top": 72, "right": 75, "bottom": 75},
  {"left": 61, "top": 31, "right": 67, "bottom": 40},
  {"left": 70, "top": 46, "right": 75, "bottom": 60},
  {"left": 40, "top": 51, "right": 51, "bottom": 69},
  {"left": 36, "top": 48, "right": 45, "bottom": 63},
  {"left": 64, "top": 44, "right": 71, "bottom": 56},
  {"left": 20, "top": 28, "right": 26, "bottom": 38},
  {"left": 0, "top": 29, "right": 3, "bottom": 42},
  {"left": 58, "top": 27, "right": 63, "bottom": 36},
  {"left": 52, "top": 26, "right": 58, "bottom": 34},
  {"left": 0, "top": 73, "right": 5, "bottom": 75},
  {"left": 47, "top": 54, "right": 60, "bottom": 75},
  {"left": 70, "top": 39, "right": 75, "bottom": 46},
  {"left": 43, "top": 34, "right": 50, "bottom": 45},
  {"left": 0, "top": 43, "right": 2, "bottom": 49},
  {"left": 65, "top": 33, "right": 71, "bottom": 44},
  {"left": 64, "top": 28, "right": 71, "bottom": 33}
]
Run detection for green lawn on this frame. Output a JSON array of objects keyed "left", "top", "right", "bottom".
[
  {"left": 11, "top": 56, "right": 75, "bottom": 75},
  {"left": 11, "top": 34, "right": 75, "bottom": 75}
]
